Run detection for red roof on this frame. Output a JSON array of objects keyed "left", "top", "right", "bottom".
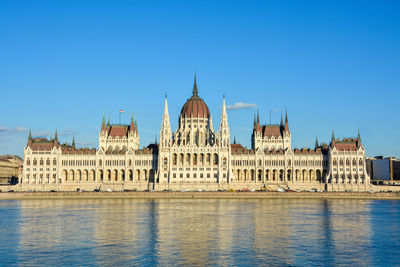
[
  {"left": 334, "top": 142, "right": 357, "bottom": 151},
  {"left": 181, "top": 96, "right": 210, "bottom": 119},
  {"left": 108, "top": 125, "right": 128, "bottom": 137},
  {"left": 263, "top": 125, "right": 281, "bottom": 137}
]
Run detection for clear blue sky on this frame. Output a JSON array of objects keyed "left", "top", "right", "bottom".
[{"left": 0, "top": 0, "right": 399, "bottom": 158}]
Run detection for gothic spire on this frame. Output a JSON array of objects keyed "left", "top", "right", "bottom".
[
  {"left": 130, "top": 113, "right": 134, "bottom": 132},
  {"left": 72, "top": 136, "right": 75, "bottom": 148},
  {"left": 101, "top": 113, "right": 106, "bottom": 131},
  {"left": 280, "top": 113, "right": 283, "bottom": 128},
  {"left": 219, "top": 95, "right": 230, "bottom": 147},
  {"left": 54, "top": 129, "right": 58, "bottom": 141},
  {"left": 357, "top": 129, "right": 361, "bottom": 148},
  {"left": 28, "top": 128, "right": 32, "bottom": 140},
  {"left": 257, "top": 109, "right": 260, "bottom": 125},
  {"left": 193, "top": 73, "right": 198, "bottom": 96},
  {"left": 285, "top": 109, "right": 289, "bottom": 132},
  {"left": 331, "top": 130, "right": 336, "bottom": 146},
  {"left": 160, "top": 95, "right": 171, "bottom": 147},
  {"left": 315, "top": 136, "right": 319, "bottom": 149}
]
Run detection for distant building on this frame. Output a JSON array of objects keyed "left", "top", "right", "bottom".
[
  {"left": 20, "top": 76, "right": 371, "bottom": 191},
  {"left": 0, "top": 155, "right": 22, "bottom": 185},
  {"left": 367, "top": 156, "right": 400, "bottom": 181}
]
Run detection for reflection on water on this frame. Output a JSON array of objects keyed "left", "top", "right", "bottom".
[{"left": 0, "top": 198, "right": 399, "bottom": 266}]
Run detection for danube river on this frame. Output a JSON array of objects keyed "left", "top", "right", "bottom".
[{"left": 0, "top": 198, "right": 399, "bottom": 266}]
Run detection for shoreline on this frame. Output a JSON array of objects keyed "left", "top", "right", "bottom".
[{"left": 0, "top": 191, "right": 400, "bottom": 200}]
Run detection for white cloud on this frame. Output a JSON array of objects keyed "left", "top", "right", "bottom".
[
  {"left": 15, "top": 126, "right": 27, "bottom": 132},
  {"left": 0, "top": 126, "right": 27, "bottom": 134},
  {"left": 226, "top": 102, "right": 258, "bottom": 110}
]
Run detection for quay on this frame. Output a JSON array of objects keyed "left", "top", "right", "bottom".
[{"left": 0, "top": 191, "right": 400, "bottom": 200}]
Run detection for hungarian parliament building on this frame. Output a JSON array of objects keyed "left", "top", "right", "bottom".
[{"left": 20, "top": 77, "right": 370, "bottom": 192}]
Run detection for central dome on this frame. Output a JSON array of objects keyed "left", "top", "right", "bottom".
[{"left": 180, "top": 75, "right": 210, "bottom": 119}]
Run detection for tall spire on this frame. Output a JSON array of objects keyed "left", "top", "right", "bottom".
[
  {"left": 72, "top": 136, "right": 75, "bottom": 148},
  {"left": 130, "top": 113, "right": 134, "bottom": 132},
  {"left": 101, "top": 113, "right": 106, "bottom": 131},
  {"left": 193, "top": 73, "right": 198, "bottom": 96},
  {"left": 280, "top": 113, "right": 283, "bottom": 128},
  {"left": 257, "top": 109, "right": 260, "bottom": 125},
  {"left": 315, "top": 136, "right": 319, "bottom": 149},
  {"left": 160, "top": 95, "right": 171, "bottom": 147},
  {"left": 331, "top": 130, "right": 336, "bottom": 146},
  {"left": 27, "top": 128, "right": 32, "bottom": 147},
  {"left": 219, "top": 95, "right": 230, "bottom": 147},
  {"left": 54, "top": 129, "right": 59, "bottom": 147},
  {"left": 357, "top": 129, "right": 361, "bottom": 148},
  {"left": 284, "top": 109, "right": 289, "bottom": 132},
  {"left": 107, "top": 114, "right": 110, "bottom": 126}
]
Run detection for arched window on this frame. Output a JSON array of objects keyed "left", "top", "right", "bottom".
[
  {"left": 26, "top": 159, "right": 31, "bottom": 165},
  {"left": 53, "top": 159, "right": 57, "bottom": 165},
  {"left": 46, "top": 158, "right": 50, "bottom": 165},
  {"left": 99, "top": 159, "right": 102, "bottom": 166},
  {"left": 333, "top": 159, "right": 337, "bottom": 165},
  {"left": 186, "top": 154, "right": 191, "bottom": 165},
  {"left": 213, "top": 154, "right": 218, "bottom": 165},
  {"left": 172, "top": 154, "right": 177, "bottom": 165},
  {"left": 346, "top": 159, "right": 350, "bottom": 166},
  {"left": 163, "top": 157, "right": 168, "bottom": 166},
  {"left": 40, "top": 159, "right": 44, "bottom": 165},
  {"left": 206, "top": 154, "right": 211, "bottom": 165},
  {"left": 359, "top": 159, "right": 363, "bottom": 166},
  {"left": 223, "top": 157, "right": 227, "bottom": 166},
  {"left": 193, "top": 154, "right": 198, "bottom": 165},
  {"left": 339, "top": 159, "right": 343, "bottom": 166}
]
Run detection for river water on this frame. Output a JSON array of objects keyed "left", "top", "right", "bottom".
[{"left": 0, "top": 198, "right": 399, "bottom": 266}]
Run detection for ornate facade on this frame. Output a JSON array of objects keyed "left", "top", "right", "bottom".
[{"left": 20, "top": 77, "right": 371, "bottom": 191}]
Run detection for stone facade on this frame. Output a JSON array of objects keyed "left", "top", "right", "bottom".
[
  {"left": 0, "top": 155, "right": 22, "bottom": 185},
  {"left": 19, "top": 77, "right": 371, "bottom": 192}
]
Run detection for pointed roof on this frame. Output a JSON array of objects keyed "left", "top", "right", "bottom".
[
  {"left": 101, "top": 113, "right": 106, "bottom": 131},
  {"left": 180, "top": 76, "right": 210, "bottom": 119},
  {"left": 331, "top": 130, "right": 336, "bottom": 147},
  {"left": 28, "top": 128, "right": 32, "bottom": 140},
  {"left": 130, "top": 113, "right": 135, "bottom": 132},
  {"left": 280, "top": 113, "right": 283, "bottom": 127},
  {"left": 315, "top": 137, "right": 319, "bottom": 149},
  {"left": 284, "top": 109, "right": 289, "bottom": 132},
  {"left": 54, "top": 129, "right": 58, "bottom": 140},
  {"left": 193, "top": 73, "right": 198, "bottom": 96}
]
